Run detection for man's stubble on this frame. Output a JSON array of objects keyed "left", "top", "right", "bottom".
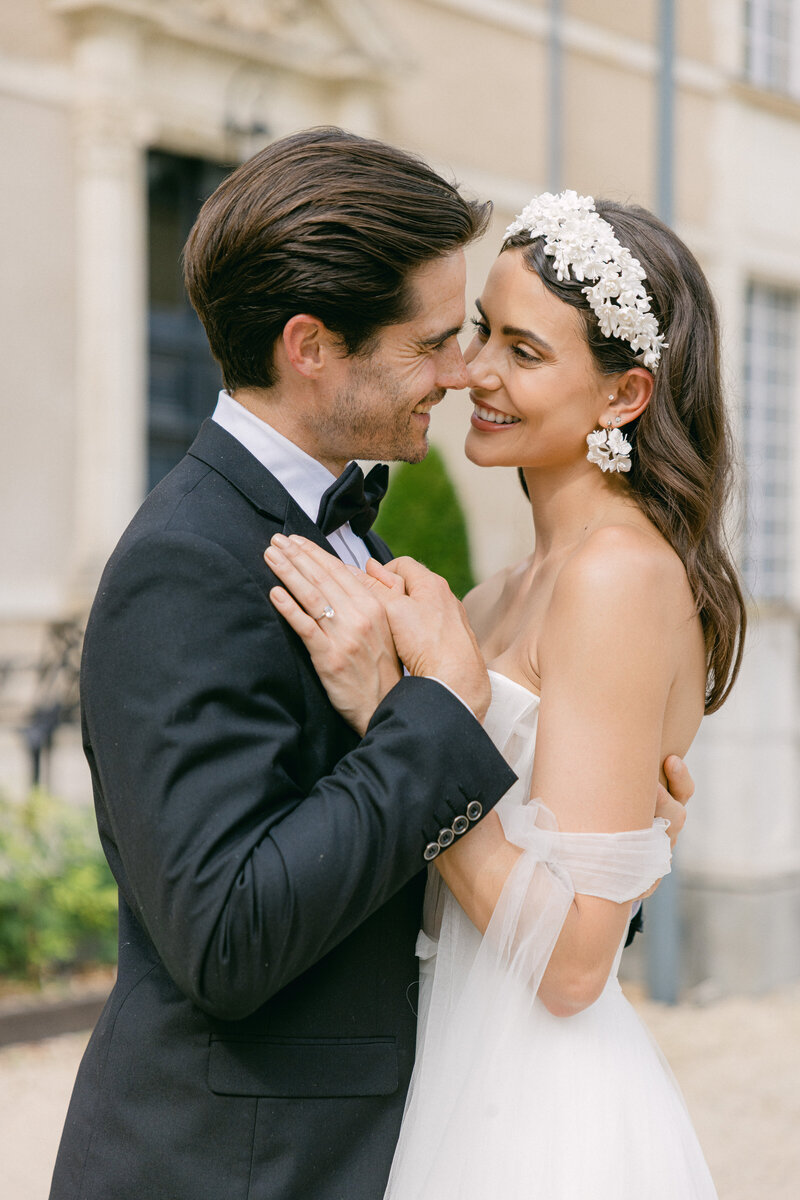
[{"left": 318, "top": 356, "right": 436, "bottom": 466}]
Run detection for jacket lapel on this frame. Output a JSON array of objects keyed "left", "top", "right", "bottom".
[
  {"left": 364, "top": 530, "right": 393, "bottom": 565},
  {"left": 188, "top": 419, "right": 290, "bottom": 522},
  {"left": 187, "top": 419, "right": 350, "bottom": 561},
  {"left": 282, "top": 498, "right": 342, "bottom": 558}
]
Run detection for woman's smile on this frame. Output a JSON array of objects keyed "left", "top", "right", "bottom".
[{"left": 470, "top": 394, "right": 522, "bottom": 430}]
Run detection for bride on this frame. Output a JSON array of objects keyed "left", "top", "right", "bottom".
[{"left": 265, "top": 191, "right": 746, "bottom": 1197}]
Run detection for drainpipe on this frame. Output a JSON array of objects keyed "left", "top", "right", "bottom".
[
  {"left": 645, "top": 0, "right": 680, "bottom": 1006},
  {"left": 548, "top": 0, "right": 563, "bottom": 191}
]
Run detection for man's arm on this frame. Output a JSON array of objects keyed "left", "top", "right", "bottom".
[{"left": 84, "top": 530, "right": 516, "bottom": 1020}]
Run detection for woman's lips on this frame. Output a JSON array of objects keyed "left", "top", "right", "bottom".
[{"left": 470, "top": 397, "right": 521, "bottom": 431}]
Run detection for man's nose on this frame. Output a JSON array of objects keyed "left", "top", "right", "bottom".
[{"left": 436, "top": 342, "right": 468, "bottom": 391}]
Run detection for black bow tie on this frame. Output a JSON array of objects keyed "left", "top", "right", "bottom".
[{"left": 316, "top": 462, "right": 389, "bottom": 538}]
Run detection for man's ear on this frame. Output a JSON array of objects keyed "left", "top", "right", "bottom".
[
  {"left": 281, "top": 314, "right": 336, "bottom": 379},
  {"left": 600, "top": 366, "right": 654, "bottom": 428}
]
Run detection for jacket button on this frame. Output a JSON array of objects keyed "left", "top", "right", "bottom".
[
  {"left": 437, "top": 827, "right": 455, "bottom": 848},
  {"left": 423, "top": 842, "right": 441, "bottom": 861},
  {"left": 452, "top": 815, "right": 469, "bottom": 836},
  {"left": 466, "top": 800, "right": 483, "bottom": 822}
]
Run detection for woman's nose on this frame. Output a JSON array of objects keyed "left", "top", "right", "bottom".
[{"left": 466, "top": 344, "right": 500, "bottom": 391}]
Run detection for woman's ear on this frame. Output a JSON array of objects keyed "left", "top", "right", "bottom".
[
  {"left": 281, "top": 314, "right": 334, "bottom": 379},
  {"left": 601, "top": 367, "right": 654, "bottom": 429}
]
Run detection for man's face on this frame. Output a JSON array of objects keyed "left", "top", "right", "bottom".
[{"left": 312, "top": 251, "right": 468, "bottom": 467}]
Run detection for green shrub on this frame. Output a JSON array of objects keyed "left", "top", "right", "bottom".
[
  {"left": 374, "top": 446, "right": 476, "bottom": 598},
  {"left": 0, "top": 790, "right": 118, "bottom": 983}
]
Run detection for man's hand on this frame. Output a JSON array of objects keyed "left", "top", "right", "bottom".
[
  {"left": 367, "top": 556, "right": 491, "bottom": 722},
  {"left": 657, "top": 754, "right": 694, "bottom": 851},
  {"left": 636, "top": 755, "right": 695, "bottom": 900}
]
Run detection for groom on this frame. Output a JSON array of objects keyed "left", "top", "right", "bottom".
[{"left": 52, "top": 128, "right": 690, "bottom": 1200}]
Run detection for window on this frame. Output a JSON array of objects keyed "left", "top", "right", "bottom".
[
  {"left": 147, "top": 151, "right": 233, "bottom": 492},
  {"left": 744, "top": 0, "right": 798, "bottom": 93},
  {"left": 742, "top": 282, "right": 798, "bottom": 600}
]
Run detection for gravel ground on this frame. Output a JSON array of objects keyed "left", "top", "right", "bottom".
[{"left": 1, "top": 984, "right": 798, "bottom": 1199}]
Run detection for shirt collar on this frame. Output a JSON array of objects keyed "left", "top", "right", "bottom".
[{"left": 211, "top": 390, "right": 339, "bottom": 523}]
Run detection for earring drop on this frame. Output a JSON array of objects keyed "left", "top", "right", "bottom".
[{"left": 586, "top": 418, "right": 632, "bottom": 473}]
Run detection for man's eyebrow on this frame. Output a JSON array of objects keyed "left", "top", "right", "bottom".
[
  {"left": 418, "top": 323, "right": 464, "bottom": 348},
  {"left": 474, "top": 299, "right": 554, "bottom": 354}
]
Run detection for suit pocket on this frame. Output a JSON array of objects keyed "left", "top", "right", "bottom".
[{"left": 207, "top": 1034, "right": 398, "bottom": 1098}]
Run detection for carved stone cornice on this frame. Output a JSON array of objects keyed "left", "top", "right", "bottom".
[{"left": 50, "top": 0, "right": 401, "bottom": 82}]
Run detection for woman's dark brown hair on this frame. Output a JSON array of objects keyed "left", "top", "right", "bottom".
[
  {"left": 505, "top": 201, "right": 746, "bottom": 713},
  {"left": 184, "top": 126, "right": 491, "bottom": 390}
]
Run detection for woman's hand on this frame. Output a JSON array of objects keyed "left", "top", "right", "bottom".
[
  {"left": 265, "top": 534, "right": 403, "bottom": 736},
  {"left": 266, "top": 537, "right": 493, "bottom": 726},
  {"left": 366, "top": 556, "right": 492, "bottom": 721}
]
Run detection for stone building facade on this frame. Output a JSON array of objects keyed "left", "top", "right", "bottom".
[{"left": 3, "top": 0, "right": 800, "bottom": 994}]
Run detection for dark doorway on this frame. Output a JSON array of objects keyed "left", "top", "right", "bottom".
[{"left": 147, "top": 150, "right": 233, "bottom": 491}]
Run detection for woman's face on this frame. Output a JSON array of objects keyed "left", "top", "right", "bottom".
[{"left": 464, "top": 248, "right": 610, "bottom": 470}]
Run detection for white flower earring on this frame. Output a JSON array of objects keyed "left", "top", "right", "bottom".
[{"left": 586, "top": 405, "right": 632, "bottom": 474}]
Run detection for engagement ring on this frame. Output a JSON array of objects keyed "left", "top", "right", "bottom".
[{"left": 317, "top": 605, "right": 335, "bottom": 621}]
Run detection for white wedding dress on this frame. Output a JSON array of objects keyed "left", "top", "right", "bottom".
[{"left": 385, "top": 671, "right": 717, "bottom": 1199}]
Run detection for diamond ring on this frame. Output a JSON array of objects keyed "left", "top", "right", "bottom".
[{"left": 317, "top": 605, "right": 335, "bottom": 621}]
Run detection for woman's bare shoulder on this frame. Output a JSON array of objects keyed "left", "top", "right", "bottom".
[
  {"left": 554, "top": 523, "right": 691, "bottom": 619},
  {"left": 528, "top": 523, "right": 699, "bottom": 690}
]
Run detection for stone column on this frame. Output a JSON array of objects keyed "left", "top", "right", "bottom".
[{"left": 69, "top": 15, "right": 147, "bottom": 603}]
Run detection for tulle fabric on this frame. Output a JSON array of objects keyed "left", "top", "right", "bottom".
[{"left": 384, "top": 672, "right": 717, "bottom": 1199}]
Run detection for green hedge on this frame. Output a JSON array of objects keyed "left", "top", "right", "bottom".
[
  {"left": 0, "top": 790, "right": 118, "bottom": 983},
  {"left": 373, "top": 446, "right": 475, "bottom": 598}
]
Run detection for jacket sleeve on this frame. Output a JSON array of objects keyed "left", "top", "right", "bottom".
[{"left": 83, "top": 529, "right": 516, "bottom": 1019}]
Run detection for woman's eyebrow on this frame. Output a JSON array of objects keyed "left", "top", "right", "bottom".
[{"left": 474, "top": 298, "right": 554, "bottom": 354}]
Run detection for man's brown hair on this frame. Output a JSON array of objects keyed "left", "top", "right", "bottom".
[{"left": 183, "top": 127, "right": 491, "bottom": 391}]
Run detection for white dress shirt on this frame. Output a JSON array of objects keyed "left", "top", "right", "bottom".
[{"left": 212, "top": 390, "right": 371, "bottom": 568}]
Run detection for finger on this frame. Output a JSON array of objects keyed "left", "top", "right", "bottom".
[
  {"left": 365, "top": 558, "right": 406, "bottom": 593},
  {"left": 268, "top": 538, "right": 357, "bottom": 610},
  {"left": 654, "top": 789, "right": 687, "bottom": 849},
  {"left": 274, "top": 534, "right": 341, "bottom": 572},
  {"left": 662, "top": 754, "right": 694, "bottom": 806},
  {"left": 383, "top": 556, "right": 444, "bottom": 591},
  {"left": 269, "top": 586, "right": 328, "bottom": 646},
  {"left": 279, "top": 536, "right": 382, "bottom": 603},
  {"left": 266, "top": 545, "right": 393, "bottom": 649},
  {"left": 276, "top": 535, "right": 353, "bottom": 589},
  {"left": 343, "top": 561, "right": 400, "bottom": 599},
  {"left": 264, "top": 546, "right": 339, "bottom": 621}
]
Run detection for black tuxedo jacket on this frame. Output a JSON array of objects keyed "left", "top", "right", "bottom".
[{"left": 51, "top": 421, "right": 516, "bottom": 1200}]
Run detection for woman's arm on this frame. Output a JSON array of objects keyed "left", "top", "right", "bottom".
[{"left": 436, "top": 527, "right": 694, "bottom": 1016}]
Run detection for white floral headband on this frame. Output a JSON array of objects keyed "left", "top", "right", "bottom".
[{"left": 504, "top": 190, "right": 667, "bottom": 371}]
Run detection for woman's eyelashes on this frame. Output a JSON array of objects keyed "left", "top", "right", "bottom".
[
  {"left": 511, "top": 344, "right": 540, "bottom": 364},
  {"left": 469, "top": 316, "right": 541, "bottom": 365}
]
